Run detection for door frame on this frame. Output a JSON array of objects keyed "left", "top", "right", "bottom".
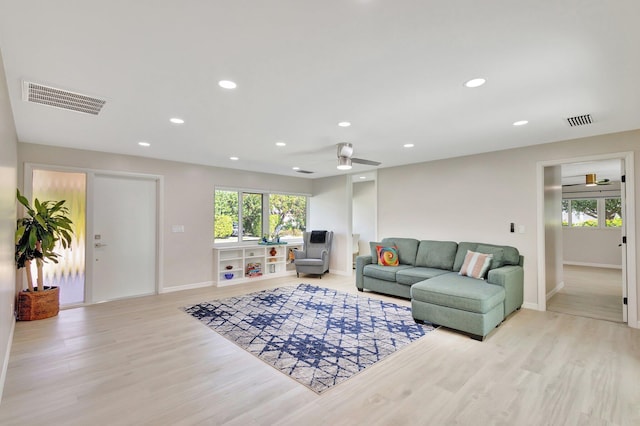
[
  {"left": 535, "top": 151, "right": 637, "bottom": 328},
  {"left": 24, "top": 163, "right": 164, "bottom": 304}
]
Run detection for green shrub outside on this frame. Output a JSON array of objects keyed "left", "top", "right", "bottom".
[{"left": 215, "top": 215, "right": 233, "bottom": 238}]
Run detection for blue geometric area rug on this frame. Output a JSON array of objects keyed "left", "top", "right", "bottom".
[{"left": 182, "top": 284, "right": 435, "bottom": 393}]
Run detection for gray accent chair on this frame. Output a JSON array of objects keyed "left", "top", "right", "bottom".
[{"left": 294, "top": 231, "right": 333, "bottom": 278}]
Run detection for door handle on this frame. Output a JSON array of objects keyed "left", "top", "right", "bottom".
[{"left": 95, "top": 243, "right": 108, "bottom": 248}]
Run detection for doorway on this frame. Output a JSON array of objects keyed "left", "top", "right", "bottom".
[
  {"left": 27, "top": 164, "right": 161, "bottom": 305},
  {"left": 537, "top": 152, "right": 636, "bottom": 328},
  {"left": 352, "top": 172, "right": 377, "bottom": 268}
]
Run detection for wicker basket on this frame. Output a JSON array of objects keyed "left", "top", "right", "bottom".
[{"left": 17, "top": 286, "right": 60, "bottom": 321}]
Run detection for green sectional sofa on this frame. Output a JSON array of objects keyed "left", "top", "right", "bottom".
[{"left": 355, "top": 237, "right": 524, "bottom": 341}]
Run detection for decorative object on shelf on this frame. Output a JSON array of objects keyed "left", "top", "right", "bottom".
[
  {"left": 15, "top": 189, "right": 74, "bottom": 321},
  {"left": 288, "top": 248, "right": 296, "bottom": 263},
  {"left": 269, "top": 247, "right": 277, "bottom": 257},
  {"left": 225, "top": 265, "right": 233, "bottom": 270},
  {"left": 246, "top": 262, "right": 262, "bottom": 277},
  {"left": 224, "top": 273, "right": 234, "bottom": 280},
  {"left": 269, "top": 264, "right": 276, "bottom": 273},
  {"left": 258, "top": 240, "right": 288, "bottom": 246}
]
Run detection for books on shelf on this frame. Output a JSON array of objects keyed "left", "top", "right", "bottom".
[{"left": 246, "top": 262, "right": 262, "bottom": 277}]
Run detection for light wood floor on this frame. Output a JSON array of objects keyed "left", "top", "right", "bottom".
[
  {"left": 1, "top": 273, "right": 639, "bottom": 425},
  {"left": 548, "top": 265, "right": 623, "bottom": 323}
]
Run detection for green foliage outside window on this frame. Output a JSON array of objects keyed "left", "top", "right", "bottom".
[
  {"left": 214, "top": 215, "right": 233, "bottom": 238},
  {"left": 562, "top": 197, "right": 622, "bottom": 228}
]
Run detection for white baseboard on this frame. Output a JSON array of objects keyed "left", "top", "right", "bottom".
[
  {"left": 0, "top": 317, "right": 16, "bottom": 403},
  {"left": 160, "top": 281, "right": 214, "bottom": 293},
  {"left": 521, "top": 302, "right": 540, "bottom": 311},
  {"left": 546, "top": 281, "right": 565, "bottom": 301},
  {"left": 563, "top": 261, "right": 622, "bottom": 269}
]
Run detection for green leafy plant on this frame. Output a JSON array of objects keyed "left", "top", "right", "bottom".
[{"left": 15, "top": 189, "right": 74, "bottom": 292}]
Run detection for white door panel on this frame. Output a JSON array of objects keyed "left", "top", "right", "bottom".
[{"left": 92, "top": 174, "right": 157, "bottom": 302}]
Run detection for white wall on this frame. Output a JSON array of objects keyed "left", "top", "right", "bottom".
[
  {"left": 353, "top": 180, "right": 376, "bottom": 256},
  {"left": 563, "top": 228, "right": 622, "bottom": 267},
  {"left": 17, "top": 143, "right": 312, "bottom": 290},
  {"left": 377, "top": 129, "right": 639, "bottom": 321},
  {"left": 309, "top": 175, "right": 350, "bottom": 275},
  {"left": 0, "top": 49, "right": 18, "bottom": 400}
]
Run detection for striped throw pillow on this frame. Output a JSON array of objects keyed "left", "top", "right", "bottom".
[{"left": 459, "top": 250, "right": 493, "bottom": 280}]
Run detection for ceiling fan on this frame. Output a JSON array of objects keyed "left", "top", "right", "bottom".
[
  {"left": 563, "top": 173, "right": 611, "bottom": 187},
  {"left": 336, "top": 143, "right": 381, "bottom": 170}
]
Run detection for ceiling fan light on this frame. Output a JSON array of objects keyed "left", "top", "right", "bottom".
[
  {"left": 337, "top": 156, "right": 352, "bottom": 170},
  {"left": 585, "top": 173, "right": 597, "bottom": 186}
]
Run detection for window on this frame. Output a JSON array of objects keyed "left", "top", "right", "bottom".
[
  {"left": 214, "top": 190, "right": 239, "bottom": 243},
  {"left": 269, "top": 194, "right": 306, "bottom": 241},
  {"left": 562, "top": 197, "right": 622, "bottom": 228},
  {"left": 214, "top": 189, "right": 307, "bottom": 244},
  {"left": 605, "top": 198, "right": 622, "bottom": 228}
]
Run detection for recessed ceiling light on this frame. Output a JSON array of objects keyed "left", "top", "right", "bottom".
[
  {"left": 292, "top": 167, "right": 300, "bottom": 170},
  {"left": 338, "top": 121, "right": 351, "bottom": 127},
  {"left": 218, "top": 80, "right": 237, "bottom": 89},
  {"left": 138, "top": 141, "right": 150, "bottom": 147},
  {"left": 403, "top": 143, "right": 415, "bottom": 148},
  {"left": 275, "top": 141, "right": 286, "bottom": 147},
  {"left": 464, "top": 78, "right": 486, "bottom": 88},
  {"left": 170, "top": 117, "right": 184, "bottom": 124},
  {"left": 359, "top": 176, "right": 366, "bottom": 179},
  {"left": 513, "top": 120, "right": 529, "bottom": 126},
  {"left": 230, "top": 156, "right": 239, "bottom": 161}
]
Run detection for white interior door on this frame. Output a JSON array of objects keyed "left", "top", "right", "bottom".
[{"left": 92, "top": 174, "right": 157, "bottom": 302}]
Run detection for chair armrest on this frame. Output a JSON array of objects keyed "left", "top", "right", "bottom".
[
  {"left": 356, "top": 255, "right": 374, "bottom": 290},
  {"left": 487, "top": 265, "right": 524, "bottom": 316}
]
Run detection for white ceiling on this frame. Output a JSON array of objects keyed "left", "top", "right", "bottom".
[{"left": 1, "top": 1, "right": 639, "bottom": 179}]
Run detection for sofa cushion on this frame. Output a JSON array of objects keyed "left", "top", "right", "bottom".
[
  {"left": 375, "top": 238, "right": 419, "bottom": 266},
  {"left": 411, "top": 273, "right": 505, "bottom": 314},
  {"left": 415, "top": 240, "right": 458, "bottom": 270},
  {"left": 396, "top": 267, "right": 450, "bottom": 285},
  {"left": 476, "top": 244, "right": 505, "bottom": 270},
  {"left": 458, "top": 250, "right": 492, "bottom": 279},
  {"left": 363, "top": 264, "right": 412, "bottom": 281},
  {"left": 454, "top": 242, "right": 520, "bottom": 271},
  {"left": 376, "top": 245, "right": 399, "bottom": 266}
]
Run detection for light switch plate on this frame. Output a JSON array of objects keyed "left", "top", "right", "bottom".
[{"left": 172, "top": 225, "right": 185, "bottom": 233}]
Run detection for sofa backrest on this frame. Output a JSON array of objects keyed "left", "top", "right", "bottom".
[
  {"left": 415, "top": 240, "right": 458, "bottom": 270},
  {"left": 368, "top": 238, "right": 419, "bottom": 266},
  {"left": 453, "top": 242, "right": 520, "bottom": 272}
]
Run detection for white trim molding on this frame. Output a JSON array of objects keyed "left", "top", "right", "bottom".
[{"left": 160, "top": 281, "right": 214, "bottom": 293}]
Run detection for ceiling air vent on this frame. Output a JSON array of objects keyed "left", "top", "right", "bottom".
[
  {"left": 295, "top": 169, "right": 314, "bottom": 174},
  {"left": 566, "top": 114, "right": 593, "bottom": 127},
  {"left": 22, "top": 81, "right": 106, "bottom": 115}
]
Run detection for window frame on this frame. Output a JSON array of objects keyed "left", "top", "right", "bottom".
[{"left": 214, "top": 187, "right": 308, "bottom": 246}]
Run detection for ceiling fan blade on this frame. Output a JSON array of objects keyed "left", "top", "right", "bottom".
[{"left": 352, "top": 157, "right": 381, "bottom": 166}]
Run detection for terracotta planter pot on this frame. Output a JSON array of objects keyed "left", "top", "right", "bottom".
[{"left": 17, "top": 286, "right": 60, "bottom": 321}]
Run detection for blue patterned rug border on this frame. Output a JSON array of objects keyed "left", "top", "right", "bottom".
[{"left": 182, "top": 284, "right": 435, "bottom": 393}]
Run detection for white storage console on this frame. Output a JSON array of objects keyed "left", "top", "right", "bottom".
[{"left": 213, "top": 243, "right": 302, "bottom": 286}]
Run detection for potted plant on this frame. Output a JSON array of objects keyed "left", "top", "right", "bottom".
[{"left": 14, "top": 189, "right": 74, "bottom": 320}]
